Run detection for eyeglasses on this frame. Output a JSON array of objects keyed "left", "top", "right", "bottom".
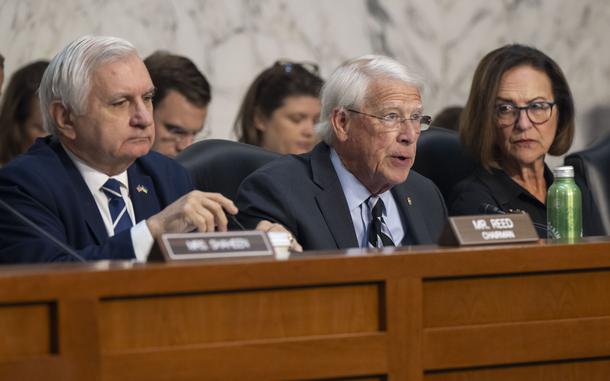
[
  {"left": 275, "top": 60, "right": 320, "bottom": 76},
  {"left": 346, "top": 109, "right": 432, "bottom": 132},
  {"left": 495, "top": 101, "right": 556, "bottom": 128}
]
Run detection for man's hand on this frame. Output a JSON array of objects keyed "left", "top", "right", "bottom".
[
  {"left": 256, "top": 220, "right": 303, "bottom": 252},
  {"left": 146, "top": 191, "right": 238, "bottom": 238}
]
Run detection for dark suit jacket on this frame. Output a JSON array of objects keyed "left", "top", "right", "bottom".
[
  {"left": 236, "top": 142, "right": 447, "bottom": 251},
  {"left": 0, "top": 137, "right": 193, "bottom": 263},
  {"left": 449, "top": 165, "right": 605, "bottom": 238}
]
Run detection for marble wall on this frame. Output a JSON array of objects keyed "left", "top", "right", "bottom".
[{"left": 1, "top": 0, "right": 609, "bottom": 156}]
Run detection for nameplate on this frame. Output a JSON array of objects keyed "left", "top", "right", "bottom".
[
  {"left": 154, "top": 231, "right": 274, "bottom": 261},
  {"left": 439, "top": 213, "right": 539, "bottom": 246}
]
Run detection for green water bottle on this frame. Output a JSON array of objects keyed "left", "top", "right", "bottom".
[{"left": 546, "top": 165, "right": 582, "bottom": 242}]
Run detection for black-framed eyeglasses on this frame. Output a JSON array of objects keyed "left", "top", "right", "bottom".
[
  {"left": 346, "top": 109, "right": 432, "bottom": 132},
  {"left": 275, "top": 60, "right": 320, "bottom": 76},
  {"left": 495, "top": 101, "right": 556, "bottom": 128}
]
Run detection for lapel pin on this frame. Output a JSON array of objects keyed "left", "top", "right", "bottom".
[
  {"left": 407, "top": 196, "right": 412, "bottom": 206},
  {"left": 136, "top": 184, "right": 149, "bottom": 194}
]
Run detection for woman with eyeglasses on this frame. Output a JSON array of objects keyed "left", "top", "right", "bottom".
[
  {"left": 449, "top": 44, "right": 603, "bottom": 237},
  {"left": 233, "top": 60, "right": 323, "bottom": 155}
]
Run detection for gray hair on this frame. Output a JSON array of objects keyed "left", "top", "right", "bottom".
[
  {"left": 39, "top": 35, "right": 138, "bottom": 135},
  {"left": 316, "top": 54, "right": 425, "bottom": 144}
]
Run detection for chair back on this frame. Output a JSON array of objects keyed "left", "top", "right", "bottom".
[
  {"left": 176, "top": 139, "right": 281, "bottom": 201},
  {"left": 564, "top": 135, "right": 610, "bottom": 235},
  {"left": 412, "top": 127, "right": 476, "bottom": 204}
]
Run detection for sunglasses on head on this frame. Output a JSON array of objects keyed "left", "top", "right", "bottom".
[{"left": 274, "top": 60, "right": 320, "bottom": 76}]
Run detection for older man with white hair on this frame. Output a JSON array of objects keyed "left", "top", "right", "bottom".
[
  {"left": 236, "top": 55, "right": 447, "bottom": 251},
  {"left": 0, "top": 36, "right": 237, "bottom": 263}
]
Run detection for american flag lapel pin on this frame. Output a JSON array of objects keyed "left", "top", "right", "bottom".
[
  {"left": 136, "top": 184, "right": 149, "bottom": 194},
  {"left": 406, "top": 196, "right": 412, "bottom": 206}
]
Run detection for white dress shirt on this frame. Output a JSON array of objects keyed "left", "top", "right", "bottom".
[{"left": 63, "top": 146, "right": 154, "bottom": 262}]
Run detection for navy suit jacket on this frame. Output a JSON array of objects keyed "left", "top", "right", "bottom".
[
  {"left": 0, "top": 137, "right": 193, "bottom": 263},
  {"left": 236, "top": 142, "right": 447, "bottom": 251}
]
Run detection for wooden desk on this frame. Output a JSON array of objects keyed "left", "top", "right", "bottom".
[{"left": 2, "top": 238, "right": 610, "bottom": 380}]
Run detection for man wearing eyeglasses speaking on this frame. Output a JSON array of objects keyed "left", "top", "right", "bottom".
[{"left": 236, "top": 55, "right": 447, "bottom": 251}]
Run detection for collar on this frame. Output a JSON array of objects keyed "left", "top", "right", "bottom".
[
  {"left": 62, "top": 144, "right": 129, "bottom": 193},
  {"left": 330, "top": 148, "right": 392, "bottom": 213},
  {"left": 477, "top": 164, "right": 553, "bottom": 206}
]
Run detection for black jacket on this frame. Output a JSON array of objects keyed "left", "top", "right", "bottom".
[
  {"left": 236, "top": 142, "right": 448, "bottom": 251},
  {"left": 449, "top": 165, "right": 604, "bottom": 238}
]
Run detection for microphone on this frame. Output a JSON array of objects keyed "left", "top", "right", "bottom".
[
  {"left": 0, "top": 198, "right": 86, "bottom": 262},
  {"left": 532, "top": 222, "right": 549, "bottom": 236},
  {"left": 479, "top": 202, "right": 506, "bottom": 215},
  {"left": 479, "top": 202, "right": 548, "bottom": 237},
  {"left": 230, "top": 214, "right": 247, "bottom": 231}
]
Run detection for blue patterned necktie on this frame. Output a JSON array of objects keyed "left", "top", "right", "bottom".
[
  {"left": 101, "top": 178, "right": 133, "bottom": 235},
  {"left": 367, "top": 196, "right": 395, "bottom": 248}
]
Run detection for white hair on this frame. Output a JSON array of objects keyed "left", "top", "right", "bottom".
[
  {"left": 39, "top": 35, "right": 138, "bottom": 135},
  {"left": 316, "top": 54, "right": 425, "bottom": 144}
]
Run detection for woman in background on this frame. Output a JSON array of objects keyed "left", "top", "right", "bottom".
[
  {"left": 0, "top": 60, "right": 49, "bottom": 165},
  {"left": 449, "top": 44, "right": 603, "bottom": 237},
  {"left": 234, "top": 61, "right": 323, "bottom": 155}
]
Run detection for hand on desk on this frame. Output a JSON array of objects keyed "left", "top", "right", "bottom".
[
  {"left": 256, "top": 220, "right": 303, "bottom": 253},
  {"left": 146, "top": 191, "right": 238, "bottom": 238}
]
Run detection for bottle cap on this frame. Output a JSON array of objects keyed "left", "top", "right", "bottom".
[{"left": 552, "top": 165, "right": 574, "bottom": 178}]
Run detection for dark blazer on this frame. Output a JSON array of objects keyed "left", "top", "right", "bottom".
[
  {"left": 449, "top": 165, "right": 605, "bottom": 238},
  {"left": 236, "top": 142, "right": 447, "bottom": 251},
  {"left": 0, "top": 137, "right": 193, "bottom": 263}
]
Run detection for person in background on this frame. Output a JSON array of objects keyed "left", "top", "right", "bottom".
[
  {"left": 144, "top": 51, "right": 211, "bottom": 157},
  {"left": 432, "top": 105, "right": 463, "bottom": 132},
  {"left": 0, "top": 60, "right": 49, "bottom": 165},
  {"left": 449, "top": 44, "right": 603, "bottom": 237},
  {"left": 0, "top": 35, "right": 237, "bottom": 263},
  {"left": 233, "top": 61, "right": 323, "bottom": 155},
  {"left": 237, "top": 55, "right": 446, "bottom": 251}
]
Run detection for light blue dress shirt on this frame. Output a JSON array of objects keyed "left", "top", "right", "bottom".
[{"left": 330, "top": 149, "right": 405, "bottom": 248}]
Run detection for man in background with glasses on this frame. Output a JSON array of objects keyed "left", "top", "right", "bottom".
[
  {"left": 145, "top": 51, "right": 211, "bottom": 158},
  {"left": 236, "top": 55, "right": 447, "bottom": 251}
]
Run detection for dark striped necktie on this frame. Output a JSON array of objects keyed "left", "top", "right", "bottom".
[
  {"left": 367, "top": 196, "right": 395, "bottom": 248},
  {"left": 101, "top": 178, "right": 133, "bottom": 235}
]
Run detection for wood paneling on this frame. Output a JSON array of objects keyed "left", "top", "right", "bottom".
[
  {"left": 0, "top": 303, "right": 53, "bottom": 359},
  {"left": 0, "top": 357, "right": 62, "bottom": 380},
  {"left": 425, "top": 358, "right": 610, "bottom": 381},
  {"left": 313, "top": 378, "right": 384, "bottom": 381},
  {"left": 58, "top": 299, "right": 102, "bottom": 380},
  {"left": 385, "top": 278, "right": 423, "bottom": 381},
  {"left": 424, "top": 316, "right": 610, "bottom": 370},
  {"left": 424, "top": 271, "right": 610, "bottom": 327},
  {"left": 101, "top": 334, "right": 386, "bottom": 381},
  {"left": 99, "top": 283, "right": 382, "bottom": 352},
  {"left": 2, "top": 239, "right": 610, "bottom": 379}
]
